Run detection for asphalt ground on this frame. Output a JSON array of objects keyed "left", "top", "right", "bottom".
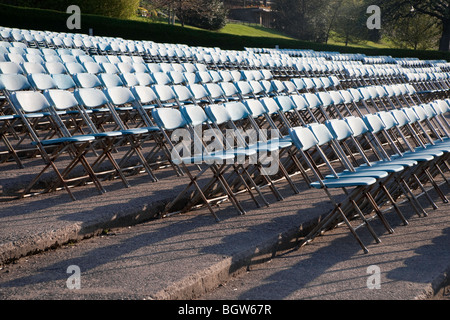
[{"left": 0, "top": 156, "right": 449, "bottom": 304}]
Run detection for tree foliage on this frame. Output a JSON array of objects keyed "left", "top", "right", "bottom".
[
  {"left": 181, "top": 0, "right": 228, "bottom": 30},
  {"left": 332, "top": 0, "right": 368, "bottom": 46},
  {"left": 0, "top": 0, "right": 140, "bottom": 19},
  {"left": 141, "top": 0, "right": 227, "bottom": 30},
  {"left": 272, "top": 0, "right": 330, "bottom": 42},
  {"left": 375, "top": 0, "right": 450, "bottom": 51}
]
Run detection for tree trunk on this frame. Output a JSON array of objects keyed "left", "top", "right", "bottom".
[{"left": 438, "top": 19, "right": 450, "bottom": 52}]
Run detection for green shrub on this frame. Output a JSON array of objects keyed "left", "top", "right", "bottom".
[{"left": 0, "top": 0, "right": 140, "bottom": 19}]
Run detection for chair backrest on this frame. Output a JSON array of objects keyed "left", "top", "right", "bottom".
[
  {"left": 235, "top": 81, "right": 254, "bottom": 96},
  {"left": 28, "top": 73, "right": 57, "bottom": 90},
  {"left": 205, "top": 104, "right": 231, "bottom": 125},
  {"left": 75, "top": 87, "right": 109, "bottom": 108},
  {"left": 377, "top": 111, "right": 398, "bottom": 129},
  {"left": 152, "top": 72, "right": 172, "bottom": 85},
  {"left": 100, "top": 62, "right": 119, "bottom": 74},
  {"left": 358, "top": 87, "right": 373, "bottom": 100},
  {"left": 188, "top": 83, "right": 210, "bottom": 100},
  {"left": 412, "top": 105, "right": 428, "bottom": 121},
  {"left": 339, "top": 90, "right": 354, "bottom": 104},
  {"left": 168, "top": 71, "right": 187, "bottom": 85},
  {"left": 260, "top": 97, "right": 280, "bottom": 115},
  {"left": 45, "top": 62, "right": 67, "bottom": 74},
  {"left": 382, "top": 85, "right": 396, "bottom": 97},
  {"left": 307, "top": 123, "right": 334, "bottom": 146},
  {"left": 180, "top": 104, "right": 209, "bottom": 127},
  {"left": 0, "top": 74, "right": 32, "bottom": 91},
  {"left": 204, "top": 83, "right": 225, "bottom": 99},
  {"left": 363, "top": 113, "right": 386, "bottom": 133},
  {"left": 52, "top": 74, "right": 76, "bottom": 90},
  {"left": 328, "top": 91, "right": 345, "bottom": 105},
  {"left": 219, "top": 82, "right": 239, "bottom": 97},
  {"left": 224, "top": 101, "right": 250, "bottom": 121},
  {"left": 152, "top": 107, "right": 186, "bottom": 130},
  {"left": 44, "top": 89, "right": 78, "bottom": 110},
  {"left": 290, "top": 94, "right": 309, "bottom": 111},
  {"left": 345, "top": 116, "right": 369, "bottom": 136},
  {"left": 152, "top": 84, "right": 177, "bottom": 102},
  {"left": 120, "top": 73, "right": 140, "bottom": 87},
  {"left": 291, "top": 78, "right": 306, "bottom": 91},
  {"left": 302, "top": 78, "right": 315, "bottom": 89},
  {"left": 64, "top": 62, "right": 86, "bottom": 74},
  {"left": 0, "top": 61, "right": 24, "bottom": 74},
  {"left": 74, "top": 73, "right": 102, "bottom": 88},
  {"left": 390, "top": 109, "right": 410, "bottom": 126},
  {"left": 421, "top": 103, "right": 437, "bottom": 119},
  {"left": 348, "top": 88, "right": 363, "bottom": 102},
  {"left": 172, "top": 84, "right": 194, "bottom": 103},
  {"left": 11, "top": 90, "right": 50, "bottom": 113},
  {"left": 117, "top": 62, "right": 135, "bottom": 74},
  {"left": 83, "top": 61, "right": 104, "bottom": 74},
  {"left": 130, "top": 85, "right": 158, "bottom": 105},
  {"left": 134, "top": 72, "right": 154, "bottom": 86},
  {"left": 274, "top": 95, "right": 296, "bottom": 112},
  {"left": 104, "top": 86, "right": 136, "bottom": 106},
  {"left": 98, "top": 73, "right": 124, "bottom": 88},
  {"left": 316, "top": 92, "right": 333, "bottom": 107},
  {"left": 271, "top": 80, "right": 287, "bottom": 94},
  {"left": 22, "top": 62, "right": 47, "bottom": 74},
  {"left": 289, "top": 126, "right": 319, "bottom": 151},
  {"left": 303, "top": 92, "right": 322, "bottom": 108},
  {"left": 244, "top": 99, "right": 267, "bottom": 118},
  {"left": 218, "top": 70, "right": 233, "bottom": 82},
  {"left": 325, "top": 119, "right": 354, "bottom": 141},
  {"left": 400, "top": 108, "right": 416, "bottom": 125}
]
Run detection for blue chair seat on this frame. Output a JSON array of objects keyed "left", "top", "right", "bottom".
[
  {"left": 416, "top": 143, "right": 450, "bottom": 153},
  {"left": 311, "top": 176, "right": 377, "bottom": 189},
  {"left": 250, "top": 139, "right": 292, "bottom": 151},
  {"left": 34, "top": 135, "right": 96, "bottom": 146},
  {"left": 172, "top": 153, "right": 235, "bottom": 165},
  {"left": 0, "top": 114, "right": 19, "bottom": 121},
  {"left": 392, "top": 152, "right": 436, "bottom": 162},
  {"left": 326, "top": 170, "right": 389, "bottom": 180},
  {"left": 92, "top": 131, "right": 123, "bottom": 138},
  {"left": 122, "top": 127, "right": 159, "bottom": 135}
]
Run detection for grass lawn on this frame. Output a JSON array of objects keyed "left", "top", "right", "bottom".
[{"left": 217, "top": 23, "right": 296, "bottom": 40}]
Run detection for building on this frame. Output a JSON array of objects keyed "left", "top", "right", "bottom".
[{"left": 223, "top": 0, "right": 275, "bottom": 28}]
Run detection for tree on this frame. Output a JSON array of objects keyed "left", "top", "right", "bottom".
[
  {"left": 272, "top": 0, "right": 330, "bottom": 42},
  {"left": 386, "top": 13, "right": 441, "bottom": 50},
  {"left": 332, "top": 0, "right": 368, "bottom": 46},
  {"left": 142, "top": 0, "right": 227, "bottom": 30},
  {"left": 376, "top": 0, "right": 450, "bottom": 52}
]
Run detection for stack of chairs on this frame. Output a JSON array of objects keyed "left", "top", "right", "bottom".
[{"left": 1, "top": 25, "right": 449, "bottom": 253}]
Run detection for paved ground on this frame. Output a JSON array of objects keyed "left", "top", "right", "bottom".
[{"left": 0, "top": 159, "right": 449, "bottom": 301}]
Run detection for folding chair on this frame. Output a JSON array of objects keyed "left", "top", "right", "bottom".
[
  {"left": 8, "top": 90, "right": 105, "bottom": 200},
  {"left": 289, "top": 125, "right": 393, "bottom": 254},
  {"left": 151, "top": 106, "right": 240, "bottom": 221},
  {"left": 180, "top": 103, "right": 271, "bottom": 209},
  {"left": 363, "top": 111, "right": 447, "bottom": 210},
  {"left": 205, "top": 102, "right": 289, "bottom": 202},
  {"left": 43, "top": 88, "right": 132, "bottom": 189},
  {"left": 74, "top": 87, "right": 159, "bottom": 182}
]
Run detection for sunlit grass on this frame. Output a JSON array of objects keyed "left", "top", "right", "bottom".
[{"left": 217, "top": 23, "right": 296, "bottom": 39}]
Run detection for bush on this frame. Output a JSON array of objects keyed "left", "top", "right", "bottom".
[{"left": 0, "top": 0, "right": 140, "bottom": 19}]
